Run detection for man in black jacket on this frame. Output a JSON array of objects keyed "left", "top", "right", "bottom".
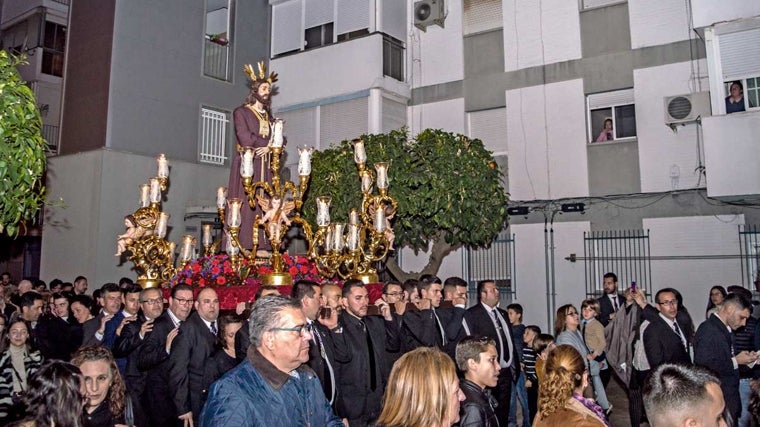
[
  {"left": 456, "top": 336, "right": 500, "bottom": 427},
  {"left": 137, "top": 284, "right": 193, "bottom": 427},
  {"left": 597, "top": 272, "right": 625, "bottom": 327},
  {"left": 169, "top": 287, "right": 219, "bottom": 426},
  {"left": 643, "top": 288, "right": 692, "bottom": 369},
  {"left": 36, "top": 292, "right": 79, "bottom": 360},
  {"left": 336, "top": 280, "right": 400, "bottom": 427}
]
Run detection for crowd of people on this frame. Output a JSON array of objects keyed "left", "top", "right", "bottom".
[{"left": 2, "top": 270, "right": 760, "bottom": 426}]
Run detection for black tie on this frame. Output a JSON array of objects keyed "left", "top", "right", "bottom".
[
  {"left": 612, "top": 296, "right": 619, "bottom": 311},
  {"left": 673, "top": 322, "right": 687, "bottom": 350},
  {"left": 308, "top": 323, "right": 333, "bottom": 400},
  {"left": 210, "top": 321, "right": 217, "bottom": 335},
  {"left": 360, "top": 319, "right": 377, "bottom": 391}
]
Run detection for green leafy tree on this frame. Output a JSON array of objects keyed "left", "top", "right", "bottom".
[
  {"left": 0, "top": 51, "right": 47, "bottom": 236},
  {"left": 303, "top": 128, "right": 508, "bottom": 281}
]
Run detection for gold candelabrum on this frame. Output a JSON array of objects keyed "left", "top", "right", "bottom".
[
  {"left": 306, "top": 139, "right": 397, "bottom": 283},
  {"left": 214, "top": 119, "right": 315, "bottom": 286},
  {"left": 122, "top": 154, "right": 197, "bottom": 289}
]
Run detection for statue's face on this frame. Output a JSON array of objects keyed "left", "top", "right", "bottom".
[
  {"left": 257, "top": 83, "right": 271, "bottom": 100},
  {"left": 272, "top": 198, "right": 281, "bottom": 209}
]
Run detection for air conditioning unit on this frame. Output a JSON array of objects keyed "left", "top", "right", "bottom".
[
  {"left": 664, "top": 92, "right": 711, "bottom": 126},
  {"left": 414, "top": 0, "right": 446, "bottom": 32}
]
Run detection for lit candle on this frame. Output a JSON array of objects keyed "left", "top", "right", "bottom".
[
  {"left": 375, "top": 162, "right": 389, "bottom": 190},
  {"left": 240, "top": 149, "right": 254, "bottom": 178},
  {"left": 156, "top": 212, "right": 170, "bottom": 238},
  {"left": 333, "top": 223, "right": 345, "bottom": 251},
  {"left": 374, "top": 206, "right": 386, "bottom": 232},
  {"left": 347, "top": 224, "right": 360, "bottom": 251},
  {"left": 216, "top": 187, "right": 227, "bottom": 209},
  {"left": 225, "top": 233, "right": 239, "bottom": 255},
  {"left": 298, "top": 146, "right": 314, "bottom": 176},
  {"left": 271, "top": 119, "right": 284, "bottom": 147},
  {"left": 353, "top": 139, "right": 367, "bottom": 165},
  {"left": 360, "top": 171, "right": 372, "bottom": 193},
  {"left": 149, "top": 178, "right": 161, "bottom": 203},
  {"left": 180, "top": 234, "right": 195, "bottom": 261},
  {"left": 349, "top": 209, "right": 359, "bottom": 225},
  {"left": 227, "top": 198, "right": 242, "bottom": 227},
  {"left": 139, "top": 184, "right": 150, "bottom": 207},
  {"left": 157, "top": 154, "right": 169, "bottom": 179},
  {"left": 325, "top": 226, "right": 334, "bottom": 251},
  {"left": 316, "top": 196, "right": 331, "bottom": 227},
  {"left": 202, "top": 224, "right": 213, "bottom": 246},
  {"left": 168, "top": 242, "right": 176, "bottom": 263}
]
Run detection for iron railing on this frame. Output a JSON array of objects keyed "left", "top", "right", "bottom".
[
  {"left": 42, "top": 124, "right": 58, "bottom": 155},
  {"left": 583, "top": 229, "right": 652, "bottom": 298},
  {"left": 739, "top": 225, "right": 760, "bottom": 288},
  {"left": 199, "top": 107, "right": 229, "bottom": 165},
  {"left": 203, "top": 39, "right": 231, "bottom": 81},
  {"left": 464, "top": 230, "right": 516, "bottom": 307}
]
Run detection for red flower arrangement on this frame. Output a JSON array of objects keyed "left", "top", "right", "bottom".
[
  {"left": 251, "top": 253, "right": 322, "bottom": 284},
  {"left": 170, "top": 254, "right": 248, "bottom": 288}
]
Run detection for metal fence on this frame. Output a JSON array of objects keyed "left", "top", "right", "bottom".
[
  {"left": 464, "top": 230, "right": 515, "bottom": 307},
  {"left": 583, "top": 229, "right": 652, "bottom": 298},
  {"left": 739, "top": 225, "right": 760, "bottom": 288},
  {"left": 42, "top": 124, "right": 58, "bottom": 155},
  {"left": 203, "top": 39, "right": 231, "bottom": 81},
  {"left": 199, "top": 107, "right": 229, "bottom": 165}
]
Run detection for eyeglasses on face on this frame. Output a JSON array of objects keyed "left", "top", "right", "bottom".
[
  {"left": 141, "top": 298, "right": 163, "bottom": 305},
  {"left": 269, "top": 324, "right": 310, "bottom": 337},
  {"left": 174, "top": 297, "right": 194, "bottom": 305},
  {"left": 658, "top": 299, "right": 677, "bottom": 307}
]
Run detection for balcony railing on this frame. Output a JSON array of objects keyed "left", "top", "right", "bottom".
[
  {"left": 50, "top": 0, "right": 71, "bottom": 5},
  {"left": 42, "top": 124, "right": 58, "bottom": 155},
  {"left": 203, "top": 39, "right": 231, "bottom": 81}
]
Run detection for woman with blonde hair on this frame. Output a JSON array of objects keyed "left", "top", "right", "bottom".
[
  {"left": 376, "top": 347, "right": 465, "bottom": 427},
  {"left": 534, "top": 344, "right": 609, "bottom": 427}
]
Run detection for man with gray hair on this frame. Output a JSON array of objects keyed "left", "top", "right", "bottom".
[
  {"left": 201, "top": 295, "right": 343, "bottom": 426},
  {"left": 643, "top": 363, "right": 727, "bottom": 427}
]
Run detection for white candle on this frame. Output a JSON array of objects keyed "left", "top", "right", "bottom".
[
  {"left": 360, "top": 171, "right": 372, "bottom": 193},
  {"left": 168, "top": 242, "right": 176, "bottom": 263},
  {"left": 180, "top": 234, "right": 195, "bottom": 261},
  {"left": 298, "top": 146, "right": 313, "bottom": 176},
  {"left": 216, "top": 187, "right": 227, "bottom": 209},
  {"left": 156, "top": 212, "right": 170, "bottom": 238},
  {"left": 149, "top": 178, "right": 161, "bottom": 203},
  {"left": 349, "top": 209, "right": 359, "bottom": 225},
  {"left": 316, "top": 197, "right": 331, "bottom": 227},
  {"left": 353, "top": 139, "right": 367, "bottom": 165},
  {"left": 325, "top": 226, "right": 334, "bottom": 251},
  {"left": 227, "top": 198, "right": 242, "bottom": 227},
  {"left": 347, "top": 224, "right": 360, "bottom": 251},
  {"left": 139, "top": 184, "right": 150, "bottom": 207},
  {"left": 240, "top": 149, "right": 254, "bottom": 178},
  {"left": 333, "top": 223, "right": 345, "bottom": 251},
  {"left": 226, "top": 233, "right": 239, "bottom": 255},
  {"left": 202, "top": 224, "right": 213, "bottom": 246},
  {"left": 375, "top": 162, "right": 389, "bottom": 190},
  {"left": 157, "top": 154, "right": 169, "bottom": 179},
  {"left": 374, "top": 206, "right": 386, "bottom": 232},
  {"left": 271, "top": 119, "right": 284, "bottom": 147}
]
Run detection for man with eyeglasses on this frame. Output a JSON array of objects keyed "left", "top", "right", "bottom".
[
  {"left": 138, "top": 283, "right": 194, "bottom": 427},
  {"left": 201, "top": 294, "right": 343, "bottom": 426},
  {"left": 642, "top": 288, "right": 692, "bottom": 370},
  {"left": 111, "top": 286, "right": 164, "bottom": 425}
]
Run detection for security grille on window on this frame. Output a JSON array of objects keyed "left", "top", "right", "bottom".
[
  {"left": 199, "top": 107, "right": 230, "bottom": 165},
  {"left": 587, "top": 89, "right": 637, "bottom": 143},
  {"left": 383, "top": 36, "right": 404, "bottom": 81}
]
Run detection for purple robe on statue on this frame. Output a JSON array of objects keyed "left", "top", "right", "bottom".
[{"left": 227, "top": 104, "right": 273, "bottom": 251}]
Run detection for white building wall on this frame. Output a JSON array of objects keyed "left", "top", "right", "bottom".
[
  {"left": 409, "top": 97, "right": 465, "bottom": 135},
  {"left": 643, "top": 215, "right": 744, "bottom": 329},
  {"left": 634, "top": 60, "right": 709, "bottom": 193},
  {"left": 703, "top": 112, "right": 760, "bottom": 199},
  {"left": 628, "top": 0, "right": 690, "bottom": 49},
  {"left": 502, "top": 0, "right": 581, "bottom": 72},
  {"left": 408, "top": 0, "right": 464, "bottom": 87},
  {"left": 506, "top": 78, "right": 588, "bottom": 201},
  {"left": 691, "top": 0, "right": 760, "bottom": 29}
]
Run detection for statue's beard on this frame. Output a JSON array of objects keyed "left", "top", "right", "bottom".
[{"left": 253, "top": 92, "right": 270, "bottom": 107}]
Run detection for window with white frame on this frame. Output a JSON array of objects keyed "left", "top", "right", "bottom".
[
  {"left": 204, "top": 0, "right": 234, "bottom": 81},
  {"left": 587, "top": 89, "right": 637, "bottom": 143},
  {"left": 579, "top": 0, "right": 626, "bottom": 10},
  {"left": 719, "top": 26, "right": 760, "bottom": 113},
  {"left": 199, "top": 107, "right": 230, "bottom": 165}
]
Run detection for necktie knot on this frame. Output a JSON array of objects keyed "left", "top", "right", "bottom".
[{"left": 210, "top": 321, "right": 217, "bottom": 335}]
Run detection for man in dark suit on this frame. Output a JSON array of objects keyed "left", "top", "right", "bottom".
[
  {"left": 462, "top": 280, "right": 520, "bottom": 427},
  {"left": 402, "top": 274, "right": 447, "bottom": 350},
  {"left": 439, "top": 276, "right": 468, "bottom": 358},
  {"left": 292, "top": 280, "right": 351, "bottom": 407},
  {"left": 695, "top": 292, "right": 758, "bottom": 422},
  {"left": 35, "top": 292, "right": 79, "bottom": 360},
  {"left": 597, "top": 272, "right": 625, "bottom": 327},
  {"left": 137, "top": 284, "right": 194, "bottom": 427},
  {"left": 81, "top": 282, "right": 122, "bottom": 346},
  {"left": 170, "top": 287, "right": 219, "bottom": 426},
  {"left": 103, "top": 284, "right": 142, "bottom": 372},
  {"left": 643, "top": 288, "right": 692, "bottom": 369},
  {"left": 113, "top": 287, "right": 164, "bottom": 425},
  {"left": 336, "top": 279, "right": 400, "bottom": 427}
]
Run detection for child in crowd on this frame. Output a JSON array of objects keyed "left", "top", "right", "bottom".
[
  {"left": 507, "top": 303, "right": 529, "bottom": 427},
  {"left": 523, "top": 325, "right": 541, "bottom": 425},
  {"left": 581, "top": 298, "right": 612, "bottom": 414},
  {"left": 533, "top": 333, "right": 555, "bottom": 384}
]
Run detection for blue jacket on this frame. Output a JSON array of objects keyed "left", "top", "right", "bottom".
[{"left": 201, "top": 347, "right": 343, "bottom": 427}]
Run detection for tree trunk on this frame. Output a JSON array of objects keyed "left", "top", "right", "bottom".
[{"left": 384, "top": 234, "right": 462, "bottom": 281}]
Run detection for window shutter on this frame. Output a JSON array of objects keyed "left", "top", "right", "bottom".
[
  {"left": 463, "top": 0, "right": 503, "bottom": 35},
  {"left": 720, "top": 28, "right": 760, "bottom": 80},
  {"left": 587, "top": 88, "right": 634, "bottom": 109},
  {"left": 278, "top": 107, "right": 318, "bottom": 148},
  {"left": 320, "top": 97, "right": 369, "bottom": 146},
  {"left": 336, "top": 0, "right": 369, "bottom": 35},
  {"left": 305, "top": 0, "right": 334, "bottom": 28},
  {"left": 272, "top": 1, "right": 302, "bottom": 55},
  {"left": 469, "top": 108, "right": 507, "bottom": 153},
  {"left": 381, "top": 97, "right": 407, "bottom": 133}
]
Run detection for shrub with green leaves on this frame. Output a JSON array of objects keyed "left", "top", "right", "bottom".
[
  {"left": 0, "top": 51, "right": 47, "bottom": 236},
  {"left": 303, "top": 128, "right": 509, "bottom": 280}
]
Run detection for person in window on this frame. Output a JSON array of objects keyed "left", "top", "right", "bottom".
[
  {"left": 595, "top": 118, "right": 613, "bottom": 142},
  {"left": 726, "top": 81, "right": 747, "bottom": 114}
]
